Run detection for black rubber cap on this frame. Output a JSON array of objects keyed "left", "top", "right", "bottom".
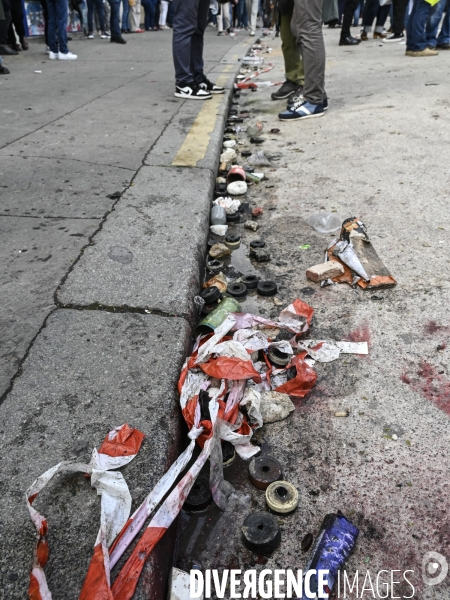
[
  {"left": 226, "top": 212, "right": 241, "bottom": 223},
  {"left": 183, "top": 475, "right": 212, "bottom": 512},
  {"left": 200, "top": 285, "right": 221, "bottom": 304},
  {"left": 250, "top": 239, "right": 266, "bottom": 249},
  {"left": 250, "top": 137, "right": 265, "bottom": 144},
  {"left": 249, "top": 455, "right": 283, "bottom": 490},
  {"left": 228, "top": 282, "right": 247, "bottom": 297},
  {"left": 240, "top": 150, "right": 252, "bottom": 157},
  {"left": 257, "top": 280, "right": 278, "bottom": 297},
  {"left": 241, "top": 274, "right": 259, "bottom": 289},
  {"left": 301, "top": 532, "right": 314, "bottom": 552},
  {"left": 225, "top": 234, "right": 241, "bottom": 245},
  {"left": 242, "top": 512, "right": 281, "bottom": 555},
  {"left": 268, "top": 346, "right": 291, "bottom": 367}
]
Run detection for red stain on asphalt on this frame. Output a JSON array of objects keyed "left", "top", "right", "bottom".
[
  {"left": 402, "top": 360, "right": 450, "bottom": 416},
  {"left": 424, "top": 321, "right": 450, "bottom": 335}
]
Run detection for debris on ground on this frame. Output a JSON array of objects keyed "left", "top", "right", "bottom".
[
  {"left": 209, "top": 243, "right": 231, "bottom": 259},
  {"left": 244, "top": 220, "right": 259, "bottom": 231},
  {"left": 327, "top": 217, "right": 397, "bottom": 289},
  {"left": 306, "top": 261, "right": 345, "bottom": 282},
  {"left": 306, "top": 212, "right": 341, "bottom": 233}
]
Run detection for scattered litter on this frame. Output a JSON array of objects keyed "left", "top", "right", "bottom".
[
  {"left": 250, "top": 247, "right": 270, "bottom": 262},
  {"left": 250, "top": 239, "right": 265, "bottom": 249},
  {"left": 306, "top": 261, "right": 345, "bottom": 282},
  {"left": 245, "top": 171, "right": 264, "bottom": 183},
  {"left": 220, "top": 148, "right": 237, "bottom": 163},
  {"left": 306, "top": 212, "right": 341, "bottom": 233},
  {"left": 226, "top": 165, "right": 246, "bottom": 184},
  {"left": 227, "top": 180, "right": 248, "bottom": 196},
  {"left": 202, "top": 272, "right": 228, "bottom": 293},
  {"left": 252, "top": 207, "right": 263, "bottom": 217},
  {"left": 195, "top": 297, "right": 240, "bottom": 335},
  {"left": 392, "top": 434, "right": 398, "bottom": 440},
  {"left": 224, "top": 233, "right": 241, "bottom": 247},
  {"left": 183, "top": 473, "right": 212, "bottom": 512},
  {"left": 265, "top": 481, "right": 298, "bottom": 514},
  {"left": 270, "top": 128, "right": 280, "bottom": 134},
  {"left": 213, "top": 196, "right": 241, "bottom": 214},
  {"left": 327, "top": 217, "right": 397, "bottom": 289},
  {"left": 301, "top": 533, "right": 314, "bottom": 552},
  {"left": 249, "top": 455, "right": 283, "bottom": 490},
  {"left": 335, "top": 410, "right": 349, "bottom": 417},
  {"left": 247, "top": 150, "right": 272, "bottom": 166},
  {"left": 257, "top": 280, "right": 277, "bottom": 296},
  {"left": 201, "top": 285, "right": 222, "bottom": 304},
  {"left": 242, "top": 55, "right": 265, "bottom": 64},
  {"left": 206, "top": 258, "right": 224, "bottom": 273},
  {"left": 34, "top": 70, "right": 42, "bottom": 73},
  {"left": 223, "top": 140, "right": 236, "bottom": 148},
  {"left": 244, "top": 220, "right": 259, "bottom": 231},
  {"left": 242, "top": 512, "right": 281, "bottom": 555},
  {"left": 210, "top": 224, "right": 228, "bottom": 236},
  {"left": 247, "top": 122, "right": 264, "bottom": 136},
  {"left": 300, "top": 243, "right": 311, "bottom": 250},
  {"left": 209, "top": 243, "right": 231, "bottom": 259},
  {"left": 227, "top": 282, "right": 248, "bottom": 297},
  {"left": 260, "top": 391, "right": 294, "bottom": 423},
  {"left": 241, "top": 274, "right": 259, "bottom": 289},
  {"left": 250, "top": 136, "right": 265, "bottom": 144},
  {"left": 210, "top": 205, "right": 227, "bottom": 225},
  {"left": 303, "top": 512, "right": 358, "bottom": 598},
  {"left": 168, "top": 568, "right": 198, "bottom": 600}
]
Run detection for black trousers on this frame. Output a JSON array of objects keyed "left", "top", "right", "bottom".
[
  {"left": 392, "top": 0, "right": 409, "bottom": 33},
  {"left": 7, "top": 0, "right": 26, "bottom": 45},
  {"left": 341, "top": 0, "right": 359, "bottom": 37},
  {"left": 0, "top": 0, "right": 12, "bottom": 44}
]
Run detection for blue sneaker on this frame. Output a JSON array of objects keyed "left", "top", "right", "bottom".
[
  {"left": 279, "top": 99, "right": 325, "bottom": 121},
  {"left": 287, "top": 93, "right": 328, "bottom": 111}
]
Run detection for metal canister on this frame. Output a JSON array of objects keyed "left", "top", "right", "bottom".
[{"left": 195, "top": 297, "right": 240, "bottom": 336}]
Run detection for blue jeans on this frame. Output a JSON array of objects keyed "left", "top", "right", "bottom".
[
  {"left": 167, "top": 0, "right": 174, "bottom": 25},
  {"left": 236, "top": 0, "right": 248, "bottom": 26},
  {"left": 87, "top": 0, "right": 105, "bottom": 32},
  {"left": 426, "top": 0, "right": 450, "bottom": 45},
  {"left": 47, "top": 0, "right": 69, "bottom": 53},
  {"left": 406, "top": 0, "right": 433, "bottom": 50},
  {"left": 141, "top": 0, "right": 156, "bottom": 28},
  {"left": 172, "top": 0, "right": 209, "bottom": 86},
  {"left": 121, "top": 0, "right": 129, "bottom": 29},
  {"left": 108, "top": 0, "right": 121, "bottom": 36}
]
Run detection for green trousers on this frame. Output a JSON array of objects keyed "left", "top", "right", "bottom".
[{"left": 280, "top": 12, "right": 305, "bottom": 86}]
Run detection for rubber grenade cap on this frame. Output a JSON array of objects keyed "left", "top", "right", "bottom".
[{"left": 242, "top": 511, "right": 281, "bottom": 555}]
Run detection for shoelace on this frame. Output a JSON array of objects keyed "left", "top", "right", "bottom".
[{"left": 290, "top": 96, "right": 305, "bottom": 111}]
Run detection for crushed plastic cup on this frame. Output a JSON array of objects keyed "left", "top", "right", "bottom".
[
  {"left": 247, "top": 150, "right": 272, "bottom": 167},
  {"left": 306, "top": 212, "right": 341, "bottom": 233}
]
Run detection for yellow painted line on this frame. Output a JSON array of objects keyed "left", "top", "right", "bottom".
[{"left": 172, "top": 72, "right": 229, "bottom": 167}]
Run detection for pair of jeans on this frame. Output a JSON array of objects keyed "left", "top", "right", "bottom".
[
  {"left": 426, "top": 0, "right": 448, "bottom": 46},
  {"left": 47, "top": 0, "right": 69, "bottom": 53},
  {"left": 107, "top": 0, "right": 121, "bottom": 36},
  {"left": 121, "top": 0, "right": 129, "bottom": 28},
  {"left": 141, "top": 0, "right": 156, "bottom": 28},
  {"left": 236, "top": 0, "right": 248, "bottom": 26},
  {"left": 291, "top": 0, "right": 325, "bottom": 105},
  {"left": 87, "top": 0, "right": 105, "bottom": 32},
  {"left": 172, "top": 0, "right": 209, "bottom": 87},
  {"left": 167, "top": 0, "right": 174, "bottom": 25},
  {"left": 280, "top": 11, "right": 304, "bottom": 85},
  {"left": 0, "top": 0, "right": 11, "bottom": 44},
  {"left": 7, "top": 0, "right": 26, "bottom": 45},
  {"left": 406, "top": 0, "right": 433, "bottom": 49}
]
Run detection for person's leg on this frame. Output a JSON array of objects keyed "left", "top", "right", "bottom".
[
  {"left": 250, "top": 0, "right": 258, "bottom": 31},
  {"left": 437, "top": 0, "right": 450, "bottom": 44},
  {"left": 130, "top": 0, "right": 141, "bottom": 29},
  {"left": 0, "top": 0, "right": 12, "bottom": 45},
  {"left": 172, "top": 0, "right": 199, "bottom": 86},
  {"left": 87, "top": 0, "right": 95, "bottom": 32},
  {"left": 291, "top": 0, "right": 325, "bottom": 105},
  {"left": 167, "top": 0, "right": 174, "bottom": 25},
  {"left": 121, "top": 0, "right": 129, "bottom": 29},
  {"left": 191, "top": 0, "right": 209, "bottom": 85},
  {"left": 103, "top": 0, "right": 111, "bottom": 30},
  {"left": 223, "top": 1, "right": 230, "bottom": 30},
  {"left": 392, "top": 0, "right": 409, "bottom": 34},
  {"left": 280, "top": 11, "right": 304, "bottom": 85},
  {"left": 39, "top": 0, "right": 49, "bottom": 44},
  {"left": 46, "top": 0, "right": 58, "bottom": 52},
  {"left": 426, "top": 0, "right": 445, "bottom": 47},
  {"left": 94, "top": 0, "right": 106, "bottom": 31},
  {"left": 362, "top": 0, "right": 379, "bottom": 32},
  {"left": 216, "top": 2, "right": 223, "bottom": 31},
  {"left": 159, "top": 0, "right": 168, "bottom": 26},
  {"left": 108, "top": 0, "right": 122, "bottom": 36},
  {"left": 340, "top": 0, "right": 361, "bottom": 39},
  {"left": 406, "top": 0, "right": 433, "bottom": 50},
  {"left": 10, "top": 0, "right": 26, "bottom": 44},
  {"left": 56, "top": 0, "right": 69, "bottom": 53}
]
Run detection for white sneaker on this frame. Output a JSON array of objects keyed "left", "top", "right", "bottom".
[
  {"left": 58, "top": 51, "right": 77, "bottom": 60},
  {"left": 49, "top": 51, "right": 58, "bottom": 59},
  {"left": 87, "top": 33, "right": 94, "bottom": 38},
  {"left": 100, "top": 32, "right": 110, "bottom": 38},
  {"left": 250, "top": 30, "right": 255, "bottom": 36}
]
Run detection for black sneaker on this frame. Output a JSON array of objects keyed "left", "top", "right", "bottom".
[
  {"left": 175, "top": 84, "right": 212, "bottom": 100},
  {"left": 286, "top": 85, "right": 303, "bottom": 105},
  {"left": 271, "top": 79, "right": 299, "bottom": 100},
  {"left": 384, "top": 32, "right": 405, "bottom": 42},
  {"left": 200, "top": 76, "right": 225, "bottom": 94}
]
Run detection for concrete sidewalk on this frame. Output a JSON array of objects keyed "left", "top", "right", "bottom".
[{"left": 0, "top": 28, "right": 251, "bottom": 599}]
